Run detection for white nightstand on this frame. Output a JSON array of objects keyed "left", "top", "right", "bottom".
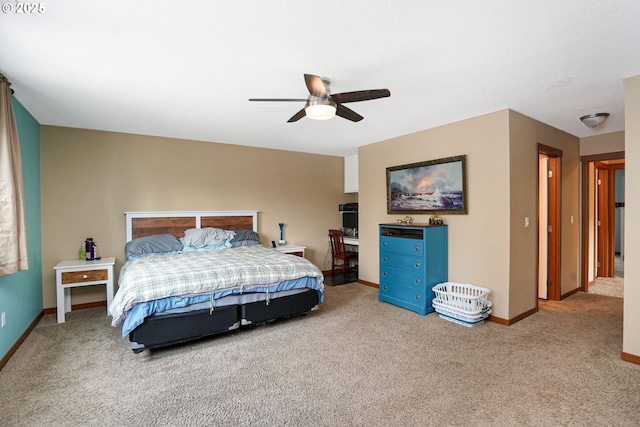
[
  {"left": 54, "top": 257, "right": 116, "bottom": 323},
  {"left": 275, "top": 244, "right": 306, "bottom": 258}
]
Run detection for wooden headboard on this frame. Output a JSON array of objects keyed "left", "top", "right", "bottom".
[{"left": 124, "top": 211, "right": 259, "bottom": 242}]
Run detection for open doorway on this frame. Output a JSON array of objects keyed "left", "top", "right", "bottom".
[
  {"left": 538, "top": 144, "right": 562, "bottom": 301},
  {"left": 580, "top": 152, "right": 625, "bottom": 298}
]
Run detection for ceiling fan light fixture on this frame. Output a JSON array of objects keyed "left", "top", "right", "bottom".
[
  {"left": 580, "top": 113, "right": 609, "bottom": 128},
  {"left": 249, "top": 74, "right": 390, "bottom": 122},
  {"left": 305, "top": 99, "right": 337, "bottom": 120}
]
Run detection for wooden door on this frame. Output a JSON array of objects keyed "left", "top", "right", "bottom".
[
  {"left": 596, "top": 163, "right": 616, "bottom": 277},
  {"left": 538, "top": 145, "right": 561, "bottom": 301},
  {"left": 547, "top": 155, "right": 561, "bottom": 300},
  {"left": 538, "top": 155, "right": 549, "bottom": 299}
]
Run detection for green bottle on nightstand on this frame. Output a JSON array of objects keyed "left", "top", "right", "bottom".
[{"left": 79, "top": 244, "right": 86, "bottom": 260}]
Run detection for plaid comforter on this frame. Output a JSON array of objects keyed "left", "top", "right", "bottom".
[{"left": 109, "top": 245, "right": 324, "bottom": 326}]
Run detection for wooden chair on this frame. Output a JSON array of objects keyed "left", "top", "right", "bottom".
[{"left": 328, "top": 229, "right": 358, "bottom": 278}]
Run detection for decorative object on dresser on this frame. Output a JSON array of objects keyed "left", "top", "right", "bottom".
[
  {"left": 386, "top": 155, "right": 468, "bottom": 215},
  {"left": 278, "top": 222, "right": 286, "bottom": 245},
  {"left": 379, "top": 223, "right": 448, "bottom": 315},
  {"left": 111, "top": 211, "right": 324, "bottom": 353},
  {"left": 54, "top": 257, "right": 116, "bottom": 323}
]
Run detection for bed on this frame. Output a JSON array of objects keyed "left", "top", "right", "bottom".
[{"left": 109, "top": 211, "right": 325, "bottom": 353}]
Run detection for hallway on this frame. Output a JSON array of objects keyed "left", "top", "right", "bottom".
[{"left": 590, "top": 255, "right": 624, "bottom": 298}]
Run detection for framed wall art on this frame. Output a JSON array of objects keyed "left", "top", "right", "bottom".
[{"left": 386, "top": 155, "right": 468, "bottom": 215}]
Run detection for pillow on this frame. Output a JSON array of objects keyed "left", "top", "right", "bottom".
[
  {"left": 229, "top": 230, "right": 261, "bottom": 247},
  {"left": 182, "top": 227, "right": 236, "bottom": 248},
  {"left": 125, "top": 234, "right": 183, "bottom": 260},
  {"left": 180, "top": 239, "right": 232, "bottom": 252}
]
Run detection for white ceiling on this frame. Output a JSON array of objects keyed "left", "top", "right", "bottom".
[{"left": 1, "top": 1, "right": 639, "bottom": 157}]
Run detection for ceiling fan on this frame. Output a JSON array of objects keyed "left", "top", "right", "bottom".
[{"left": 249, "top": 74, "right": 390, "bottom": 123}]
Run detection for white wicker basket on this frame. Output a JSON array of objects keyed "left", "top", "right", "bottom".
[
  {"left": 432, "top": 300, "right": 492, "bottom": 322},
  {"left": 432, "top": 282, "right": 490, "bottom": 314},
  {"left": 437, "top": 313, "right": 486, "bottom": 327}
]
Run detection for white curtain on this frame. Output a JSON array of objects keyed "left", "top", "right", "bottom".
[{"left": 0, "top": 74, "right": 28, "bottom": 276}]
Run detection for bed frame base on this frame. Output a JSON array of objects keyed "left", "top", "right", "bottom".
[
  {"left": 241, "top": 288, "right": 320, "bottom": 325},
  {"left": 128, "top": 289, "right": 319, "bottom": 353}
]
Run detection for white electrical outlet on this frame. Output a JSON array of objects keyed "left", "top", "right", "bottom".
[
  {"left": 524, "top": 217, "right": 530, "bottom": 228},
  {"left": 1, "top": 312, "right": 5, "bottom": 328}
]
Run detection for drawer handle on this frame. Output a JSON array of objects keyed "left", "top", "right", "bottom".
[
  {"left": 82, "top": 274, "right": 88, "bottom": 279},
  {"left": 383, "top": 242, "right": 387, "bottom": 247},
  {"left": 415, "top": 246, "right": 420, "bottom": 252},
  {"left": 383, "top": 286, "right": 388, "bottom": 291},
  {"left": 415, "top": 263, "right": 420, "bottom": 268},
  {"left": 383, "top": 257, "right": 387, "bottom": 262},
  {"left": 415, "top": 279, "right": 420, "bottom": 284},
  {"left": 415, "top": 295, "right": 420, "bottom": 300},
  {"left": 383, "top": 271, "right": 388, "bottom": 276}
]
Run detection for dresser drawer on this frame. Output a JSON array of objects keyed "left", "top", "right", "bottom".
[
  {"left": 380, "top": 266, "right": 425, "bottom": 290},
  {"left": 380, "top": 237, "right": 424, "bottom": 256},
  {"left": 380, "top": 251, "right": 426, "bottom": 273},
  {"left": 61, "top": 269, "right": 108, "bottom": 284},
  {"left": 379, "top": 282, "right": 432, "bottom": 315}
]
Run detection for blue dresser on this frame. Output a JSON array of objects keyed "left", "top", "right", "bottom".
[{"left": 379, "top": 224, "right": 448, "bottom": 315}]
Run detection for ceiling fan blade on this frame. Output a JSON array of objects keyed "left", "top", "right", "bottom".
[
  {"left": 330, "top": 89, "right": 391, "bottom": 104},
  {"left": 248, "top": 98, "right": 307, "bottom": 102},
  {"left": 304, "top": 74, "right": 328, "bottom": 98},
  {"left": 287, "top": 108, "right": 307, "bottom": 122},
  {"left": 336, "top": 104, "right": 364, "bottom": 122}
]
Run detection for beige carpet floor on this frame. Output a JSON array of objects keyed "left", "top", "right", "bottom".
[
  {"left": 589, "top": 255, "right": 624, "bottom": 299},
  {"left": 1, "top": 284, "right": 639, "bottom": 426},
  {"left": 589, "top": 276, "right": 624, "bottom": 298}
]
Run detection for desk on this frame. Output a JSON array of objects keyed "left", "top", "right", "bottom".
[{"left": 343, "top": 237, "right": 359, "bottom": 246}]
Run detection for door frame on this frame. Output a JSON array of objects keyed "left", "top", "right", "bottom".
[
  {"left": 538, "top": 144, "right": 562, "bottom": 301},
  {"left": 580, "top": 151, "right": 625, "bottom": 290},
  {"left": 596, "top": 163, "right": 617, "bottom": 277},
  {"left": 538, "top": 155, "right": 549, "bottom": 299}
]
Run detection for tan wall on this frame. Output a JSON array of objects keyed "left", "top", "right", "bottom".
[
  {"left": 580, "top": 131, "right": 625, "bottom": 156},
  {"left": 358, "top": 109, "right": 580, "bottom": 322},
  {"left": 41, "top": 126, "right": 348, "bottom": 309},
  {"left": 508, "top": 111, "right": 580, "bottom": 318},
  {"left": 623, "top": 75, "right": 640, "bottom": 358},
  {"left": 358, "top": 110, "right": 513, "bottom": 319}
]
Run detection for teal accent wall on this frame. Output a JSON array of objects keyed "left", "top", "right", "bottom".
[{"left": 0, "top": 97, "right": 42, "bottom": 361}]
